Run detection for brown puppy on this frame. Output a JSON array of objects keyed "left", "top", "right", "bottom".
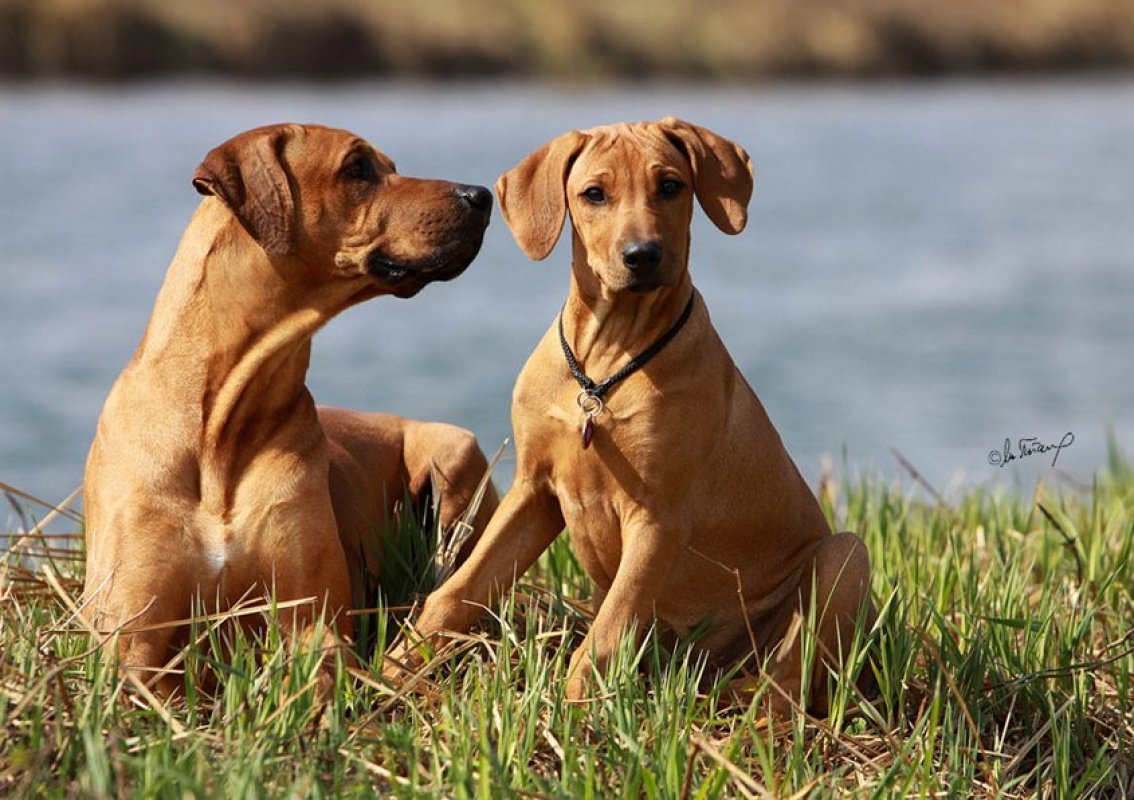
[
  {"left": 83, "top": 124, "right": 499, "bottom": 696},
  {"left": 385, "top": 118, "right": 873, "bottom": 714}
]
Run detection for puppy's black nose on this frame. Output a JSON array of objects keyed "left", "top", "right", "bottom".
[
  {"left": 455, "top": 184, "right": 493, "bottom": 212},
  {"left": 622, "top": 240, "right": 662, "bottom": 271}
]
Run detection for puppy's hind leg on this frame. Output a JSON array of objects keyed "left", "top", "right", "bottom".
[{"left": 764, "top": 532, "right": 875, "bottom": 717}]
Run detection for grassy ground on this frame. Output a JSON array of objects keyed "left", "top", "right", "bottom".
[{"left": 2, "top": 448, "right": 1133, "bottom": 797}]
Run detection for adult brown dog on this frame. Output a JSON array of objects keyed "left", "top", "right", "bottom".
[
  {"left": 83, "top": 124, "right": 499, "bottom": 696},
  {"left": 385, "top": 118, "right": 873, "bottom": 714}
]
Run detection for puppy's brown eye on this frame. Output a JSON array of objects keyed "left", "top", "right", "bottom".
[
  {"left": 342, "top": 157, "right": 378, "bottom": 183},
  {"left": 659, "top": 179, "right": 683, "bottom": 197},
  {"left": 582, "top": 186, "right": 606, "bottom": 205}
]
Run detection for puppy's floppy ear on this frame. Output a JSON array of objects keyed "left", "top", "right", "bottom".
[
  {"left": 495, "top": 130, "right": 588, "bottom": 261},
  {"left": 192, "top": 125, "right": 296, "bottom": 257},
  {"left": 659, "top": 117, "right": 753, "bottom": 235}
]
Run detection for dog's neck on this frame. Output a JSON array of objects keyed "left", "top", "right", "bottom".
[
  {"left": 562, "top": 242, "right": 695, "bottom": 373},
  {"left": 130, "top": 202, "right": 333, "bottom": 459}
]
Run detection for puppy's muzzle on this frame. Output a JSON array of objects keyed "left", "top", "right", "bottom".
[{"left": 622, "top": 239, "right": 663, "bottom": 291}]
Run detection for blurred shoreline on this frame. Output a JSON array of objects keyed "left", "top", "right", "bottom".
[{"left": 3, "top": 0, "right": 1134, "bottom": 82}]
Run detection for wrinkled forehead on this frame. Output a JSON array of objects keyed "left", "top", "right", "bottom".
[
  {"left": 290, "top": 124, "right": 397, "bottom": 172},
  {"left": 569, "top": 123, "right": 691, "bottom": 184}
]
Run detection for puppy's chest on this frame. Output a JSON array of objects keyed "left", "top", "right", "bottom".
[
  {"left": 554, "top": 476, "right": 624, "bottom": 586},
  {"left": 527, "top": 380, "right": 660, "bottom": 524},
  {"left": 518, "top": 364, "right": 663, "bottom": 455}
]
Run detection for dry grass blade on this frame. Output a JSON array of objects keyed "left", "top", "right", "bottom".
[
  {"left": 915, "top": 626, "right": 985, "bottom": 755},
  {"left": 434, "top": 438, "right": 508, "bottom": 585},
  {"left": 1037, "top": 502, "right": 1085, "bottom": 586},
  {"left": 376, "top": 636, "right": 482, "bottom": 714},
  {"left": 689, "top": 734, "right": 770, "bottom": 799},
  {"left": 1003, "top": 697, "right": 1076, "bottom": 779},
  {"left": 338, "top": 747, "right": 412, "bottom": 787},
  {"left": 3, "top": 485, "right": 83, "bottom": 558},
  {"left": 39, "top": 564, "right": 187, "bottom": 736},
  {"left": 0, "top": 481, "right": 83, "bottom": 523},
  {"left": 891, "top": 448, "right": 945, "bottom": 505},
  {"left": 984, "top": 631, "right": 1134, "bottom": 693}
]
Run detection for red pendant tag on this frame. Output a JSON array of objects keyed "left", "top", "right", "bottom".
[
  {"left": 581, "top": 416, "right": 595, "bottom": 449},
  {"left": 576, "top": 391, "right": 603, "bottom": 450}
]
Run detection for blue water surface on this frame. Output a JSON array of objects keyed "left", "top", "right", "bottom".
[{"left": 1, "top": 79, "right": 1132, "bottom": 514}]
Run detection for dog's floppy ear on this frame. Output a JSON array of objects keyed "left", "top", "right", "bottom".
[
  {"left": 495, "top": 130, "right": 588, "bottom": 261},
  {"left": 660, "top": 117, "right": 753, "bottom": 235},
  {"left": 192, "top": 126, "right": 296, "bottom": 258}
]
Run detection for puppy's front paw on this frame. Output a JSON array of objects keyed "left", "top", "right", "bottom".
[
  {"left": 565, "top": 674, "right": 588, "bottom": 702},
  {"left": 381, "top": 639, "right": 427, "bottom": 685},
  {"left": 726, "top": 671, "right": 800, "bottom": 723}
]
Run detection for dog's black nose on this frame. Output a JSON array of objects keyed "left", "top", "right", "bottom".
[
  {"left": 622, "top": 240, "right": 662, "bottom": 271},
  {"left": 455, "top": 184, "right": 493, "bottom": 212}
]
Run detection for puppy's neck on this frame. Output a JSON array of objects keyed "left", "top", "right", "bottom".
[{"left": 563, "top": 256, "right": 694, "bottom": 372}]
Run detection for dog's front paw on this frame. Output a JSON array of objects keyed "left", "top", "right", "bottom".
[{"left": 564, "top": 649, "right": 593, "bottom": 701}]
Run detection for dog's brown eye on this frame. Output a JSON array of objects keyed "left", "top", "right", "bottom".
[
  {"left": 582, "top": 186, "right": 607, "bottom": 205},
  {"left": 659, "top": 179, "right": 683, "bottom": 197},
  {"left": 342, "top": 157, "right": 378, "bottom": 183}
]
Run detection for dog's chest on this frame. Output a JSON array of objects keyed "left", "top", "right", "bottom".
[{"left": 201, "top": 518, "right": 240, "bottom": 579}]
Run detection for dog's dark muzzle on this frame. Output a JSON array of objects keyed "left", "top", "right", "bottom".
[
  {"left": 366, "top": 185, "right": 492, "bottom": 296},
  {"left": 455, "top": 184, "right": 493, "bottom": 216}
]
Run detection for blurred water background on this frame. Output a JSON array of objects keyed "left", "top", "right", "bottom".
[{"left": 1, "top": 78, "right": 1132, "bottom": 510}]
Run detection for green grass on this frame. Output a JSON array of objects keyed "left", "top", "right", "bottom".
[{"left": 2, "top": 452, "right": 1133, "bottom": 797}]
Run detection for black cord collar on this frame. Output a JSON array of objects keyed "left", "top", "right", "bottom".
[{"left": 558, "top": 292, "right": 696, "bottom": 447}]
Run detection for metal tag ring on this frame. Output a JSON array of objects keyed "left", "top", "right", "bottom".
[{"left": 576, "top": 391, "right": 604, "bottom": 417}]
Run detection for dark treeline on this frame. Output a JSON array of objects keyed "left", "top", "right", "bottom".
[{"left": 3, "top": 0, "right": 1134, "bottom": 81}]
